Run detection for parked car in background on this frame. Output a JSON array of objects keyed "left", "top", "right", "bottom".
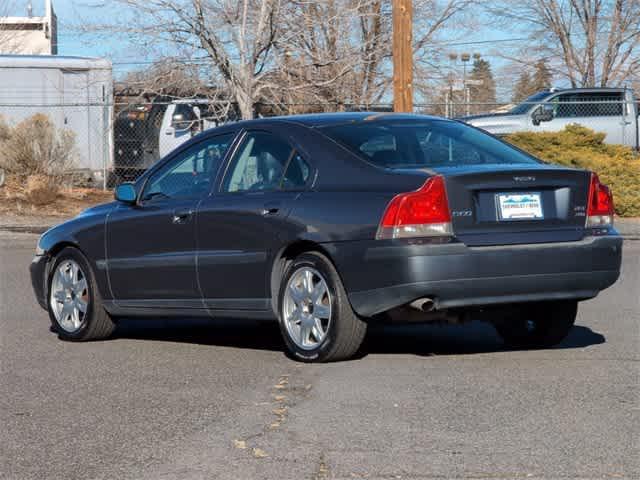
[
  {"left": 461, "top": 87, "right": 639, "bottom": 149},
  {"left": 31, "top": 113, "right": 622, "bottom": 362},
  {"left": 111, "top": 98, "right": 229, "bottom": 184}
]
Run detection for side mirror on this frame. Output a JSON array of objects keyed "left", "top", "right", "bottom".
[
  {"left": 114, "top": 183, "right": 137, "bottom": 204},
  {"left": 532, "top": 105, "right": 554, "bottom": 125},
  {"left": 171, "top": 113, "right": 188, "bottom": 130},
  {"left": 172, "top": 108, "right": 198, "bottom": 131}
]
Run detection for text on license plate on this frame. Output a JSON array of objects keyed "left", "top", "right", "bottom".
[{"left": 497, "top": 193, "right": 543, "bottom": 220}]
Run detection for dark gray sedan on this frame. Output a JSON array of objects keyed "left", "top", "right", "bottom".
[{"left": 30, "top": 113, "right": 622, "bottom": 362}]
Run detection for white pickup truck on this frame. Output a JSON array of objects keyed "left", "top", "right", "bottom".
[
  {"left": 111, "top": 98, "right": 229, "bottom": 184},
  {"left": 461, "top": 87, "right": 639, "bottom": 149}
]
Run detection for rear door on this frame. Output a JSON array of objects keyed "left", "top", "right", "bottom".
[{"left": 196, "top": 129, "right": 313, "bottom": 313}]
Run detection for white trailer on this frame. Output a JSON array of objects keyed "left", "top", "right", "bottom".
[{"left": 0, "top": 55, "right": 113, "bottom": 184}]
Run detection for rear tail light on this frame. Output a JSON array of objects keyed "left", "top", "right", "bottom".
[
  {"left": 376, "top": 176, "right": 453, "bottom": 240},
  {"left": 586, "top": 172, "right": 614, "bottom": 228}
]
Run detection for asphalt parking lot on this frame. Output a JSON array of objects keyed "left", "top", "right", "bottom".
[{"left": 1, "top": 231, "right": 638, "bottom": 480}]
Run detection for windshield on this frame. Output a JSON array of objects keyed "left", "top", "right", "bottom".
[
  {"left": 321, "top": 120, "right": 539, "bottom": 169},
  {"left": 509, "top": 91, "right": 552, "bottom": 114}
]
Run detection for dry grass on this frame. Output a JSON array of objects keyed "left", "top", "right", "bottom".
[
  {"left": 24, "top": 174, "right": 59, "bottom": 206},
  {"left": 0, "top": 175, "right": 113, "bottom": 221},
  {"left": 0, "top": 113, "right": 76, "bottom": 179}
]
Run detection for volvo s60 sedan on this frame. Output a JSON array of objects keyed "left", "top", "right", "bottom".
[{"left": 30, "top": 113, "right": 622, "bottom": 362}]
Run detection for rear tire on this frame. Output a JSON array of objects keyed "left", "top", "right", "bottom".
[
  {"left": 493, "top": 301, "right": 577, "bottom": 348},
  {"left": 278, "top": 252, "right": 367, "bottom": 362},
  {"left": 47, "top": 247, "right": 116, "bottom": 341}
]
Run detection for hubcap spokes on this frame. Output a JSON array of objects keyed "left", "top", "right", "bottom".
[
  {"left": 50, "top": 260, "right": 89, "bottom": 333},
  {"left": 283, "top": 267, "right": 332, "bottom": 350}
]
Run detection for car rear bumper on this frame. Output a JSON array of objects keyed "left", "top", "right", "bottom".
[
  {"left": 30, "top": 254, "right": 49, "bottom": 310},
  {"left": 324, "top": 234, "right": 622, "bottom": 317}
]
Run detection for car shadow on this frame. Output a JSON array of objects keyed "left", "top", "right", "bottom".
[
  {"left": 111, "top": 317, "right": 605, "bottom": 358},
  {"left": 359, "top": 322, "right": 605, "bottom": 357}
]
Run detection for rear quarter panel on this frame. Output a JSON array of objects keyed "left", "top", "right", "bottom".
[{"left": 285, "top": 124, "right": 427, "bottom": 243}]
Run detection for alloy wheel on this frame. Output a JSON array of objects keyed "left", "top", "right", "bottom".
[
  {"left": 282, "top": 267, "right": 332, "bottom": 350},
  {"left": 50, "top": 260, "right": 89, "bottom": 333}
]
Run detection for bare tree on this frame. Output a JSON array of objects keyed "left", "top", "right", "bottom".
[
  {"left": 118, "top": 60, "right": 208, "bottom": 99},
  {"left": 489, "top": 0, "right": 640, "bottom": 87},
  {"left": 261, "top": 0, "right": 390, "bottom": 111},
  {"left": 83, "top": 0, "right": 475, "bottom": 116},
  {"left": 85, "top": 0, "right": 283, "bottom": 120},
  {"left": 268, "top": 0, "right": 475, "bottom": 111}
]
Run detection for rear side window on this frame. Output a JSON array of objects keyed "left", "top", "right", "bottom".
[
  {"left": 223, "top": 132, "right": 311, "bottom": 192},
  {"left": 321, "top": 120, "right": 539, "bottom": 169},
  {"left": 281, "top": 152, "right": 311, "bottom": 190},
  {"left": 551, "top": 92, "right": 624, "bottom": 118}
]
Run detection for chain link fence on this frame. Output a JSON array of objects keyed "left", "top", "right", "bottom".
[{"left": 0, "top": 97, "right": 637, "bottom": 189}]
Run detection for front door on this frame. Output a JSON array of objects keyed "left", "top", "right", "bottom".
[
  {"left": 197, "top": 129, "right": 313, "bottom": 313},
  {"left": 106, "top": 133, "right": 235, "bottom": 306}
]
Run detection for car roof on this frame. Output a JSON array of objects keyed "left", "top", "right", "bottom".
[
  {"left": 220, "top": 112, "right": 450, "bottom": 131},
  {"left": 545, "top": 87, "right": 629, "bottom": 94}
]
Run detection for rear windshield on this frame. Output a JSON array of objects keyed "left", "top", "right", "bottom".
[{"left": 321, "top": 120, "right": 539, "bottom": 169}]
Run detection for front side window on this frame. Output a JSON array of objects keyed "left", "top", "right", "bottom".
[
  {"left": 321, "top": 120, "right": 539, "bottom": 169},
  {"left": 143, "top": 133, "right": 234, "bottom": 201},
  {"left": 509, "top": 91, "right": 552, "bottom": 115},
  {"left": 223, "top": 132, "right": 296, "bottom": 192}
]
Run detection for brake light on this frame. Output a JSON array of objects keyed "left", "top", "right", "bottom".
[
  {"left": 586, "top": 172, "right": 614, "bottom": 228},
  {"left": 376, "top": 176, "right": 453, "bottom": 239}
]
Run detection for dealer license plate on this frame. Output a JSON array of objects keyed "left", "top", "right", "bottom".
[{"left": 497, "top": 193, "right": 543, "bottom": 221}]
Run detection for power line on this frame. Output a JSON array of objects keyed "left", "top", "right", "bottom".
[{"left": 421, "top": 37, "right": 531, "bottom": 48}]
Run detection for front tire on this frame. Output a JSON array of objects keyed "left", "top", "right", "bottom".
[
  {"left": 493, "top": 301, "right": 578, "bottom": 348},
  {"left": 278, "top": 252, "right": 367, "bottom": 362},
  {"left": 47, "top": 247, "right": 115, "bottom": 341}
]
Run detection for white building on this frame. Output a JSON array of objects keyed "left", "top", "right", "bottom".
[
  {"left": 0, "top": 55, "right": 113, "bottom": 179},
  {"left": 0, "top": 0, "right": 57, "bottom": 55}
]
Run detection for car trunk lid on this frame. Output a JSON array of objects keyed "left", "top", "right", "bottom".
[{"left": 427, "top": 164, "right": 591, "bottom": 246}]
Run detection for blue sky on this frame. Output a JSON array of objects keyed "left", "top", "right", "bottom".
[
  {"left": 9, "top": 1, "right": 137, "bottom": 60},
  {"left": 11, "top": 0, "right": 528, "bottom": 100}
]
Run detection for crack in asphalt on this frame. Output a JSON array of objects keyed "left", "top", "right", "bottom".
[{"left": 232, "top": 370, "right": 316, "bottom": 468}]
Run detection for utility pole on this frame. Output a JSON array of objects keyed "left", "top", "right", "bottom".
[
  {"left": 460, "top": 53, "right": 471, "bottom": 116},
  {"left": 392, "top": 0, "right": 413, "bottom": 113}
]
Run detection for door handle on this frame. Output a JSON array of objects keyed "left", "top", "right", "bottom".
[
  {"left": 262, "top": 207, "right": 280, "bottom": 216},
  {"left": 262, "top": 201, "right": 282, "bottom": 216},
  {"left": 172, "top": 209, "right": 193, "bottom": 224}
]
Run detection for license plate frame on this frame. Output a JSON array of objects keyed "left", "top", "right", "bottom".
[{"left": 496, "top": 192, "right": 544, "bottom": 221}]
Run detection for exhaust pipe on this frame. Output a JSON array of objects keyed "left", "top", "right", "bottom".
[{"left": 409, "top": 298, "right": 435, "bottom": 312}]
